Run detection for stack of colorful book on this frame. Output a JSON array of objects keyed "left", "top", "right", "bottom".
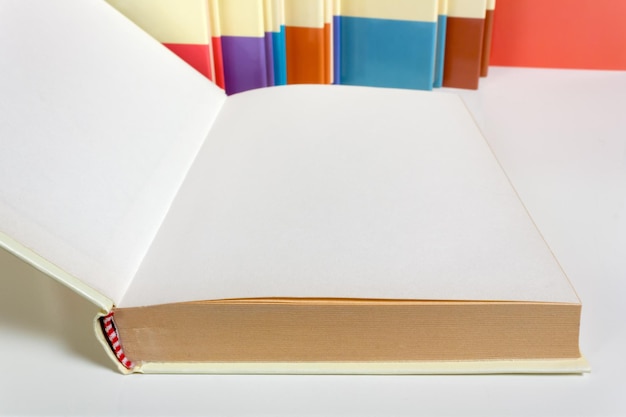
[{"left": 106, "top": 0, "right": 496, "bottom": 94}]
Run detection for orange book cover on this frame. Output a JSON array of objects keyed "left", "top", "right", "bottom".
[{"left": 284, "top": 0, "right": 326, "bottom": 84}]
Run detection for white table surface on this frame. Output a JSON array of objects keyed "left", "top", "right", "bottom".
[{"left": 1, "top": 67, "right": 625, "bottom": 416}]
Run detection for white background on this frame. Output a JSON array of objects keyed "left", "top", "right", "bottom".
[{"left": 1, "top": 67, "right": 625, "bottom": 416}]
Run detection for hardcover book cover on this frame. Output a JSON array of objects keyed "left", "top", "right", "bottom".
[
  {"left": 433, "top": 0, "right": 448, "bottom": 87},
  {"left": 106, "top": 0, "right": 216, "bottom": 82},
  {"left": 208, "top": 0, "right": 226, "bottom": 88},
  {"left": 443, "top": 0, "right": 487, "bottom": 89},
  {"left": 284, "top": 0, "right": 327, "bottom": 84},
  {"left": 480, "top": 0, "right": 496, "bottom": 77},
  {"left": 0, "top": 0, "right": 588, "bottom": 375},
  {"left": 219, "top": 0, "right": 268, "bottom": 94},
  {"left": 338, "top": 0, "right": 439, "bottom": 90}
]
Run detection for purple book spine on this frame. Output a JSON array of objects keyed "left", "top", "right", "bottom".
[{"left": 221, "top": 36, "right": 268, "bottom": 95}]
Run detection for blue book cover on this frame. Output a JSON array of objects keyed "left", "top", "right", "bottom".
[
  {"left": 338, "top": 0, "right": 438, "bottom": 91},
  {"left": 332, "top": 1, "right": 341, "bottom": 84},
  {"left": 433, "top": 0, "right": 448, "bottom": 88}
]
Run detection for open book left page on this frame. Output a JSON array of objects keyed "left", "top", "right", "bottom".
[{"left": 0, "top": 0, "right": 226, "bottom": 310}]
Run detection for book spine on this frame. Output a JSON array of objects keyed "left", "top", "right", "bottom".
[
  {"left": 209, "top": 0, "right": 226, "bottom": 89},
  {"left": 480, "top": 0, "right": 495, "bottom": 77},
  {"left": 284, "top": 0, "right": 327, "bottom": 84},
  {"left": 271, "top": 0, "right": 287, "bottom": 85},
  {"left": 433, "top": 0, "right": 448, "bottom": 88},
  {"left": 162, "top": 43, "right": 215, "bottom": 81},
  {"left": 272, "top": 29, "right": 287, "bottom": 85},
  {"left": 332, "top": 0, "right": 341, "bottom": 84},
  {"left": 324, "top": 0, "right": 334, "bottom": 84},
  {"left": 219, "top": 0, "right": 268, "bottom": 95},
  {"left": 442, "top": 0, "right": 487, "bottom": 90},
  {"left": 338, "top": 0, "right": 438, "bottom": 90},
  {"left": 263, "top": 0, "right": 276, "bottom": 86},
  {"left": 105, "top": 0, "right": 216, "bottom": 82},
  {"left": 100, "top": 312, "right": 134, "bottom": 370}
]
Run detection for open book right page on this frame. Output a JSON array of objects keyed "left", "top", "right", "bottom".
[{"left": 121, "top": 85, "right": 579, "bottom": 308}]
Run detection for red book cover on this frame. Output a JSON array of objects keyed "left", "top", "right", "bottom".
[{"left": 490, "top": 0, "right": 626, "bottom": 70}]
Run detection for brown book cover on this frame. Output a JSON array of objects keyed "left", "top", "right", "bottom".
[
  {"left": 443, "top": 0, "right": 486, "bottom": 89},
  {"left": 481, "top": 0, "right": 496, "bottom": 77}
]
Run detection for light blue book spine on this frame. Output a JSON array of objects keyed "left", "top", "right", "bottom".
[
  {"left": 272, "top": 25, "right": 287, "bottom": 85},
  {"left": 433, "top": 14, "right": 447, "bottom": 88},
  {"left": 333, "top": 14, "right": 341, "bottom": 84}
]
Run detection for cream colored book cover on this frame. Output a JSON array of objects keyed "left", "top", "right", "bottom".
[{"left": 0, "top": 0, "right": 588, "bottom": 374}]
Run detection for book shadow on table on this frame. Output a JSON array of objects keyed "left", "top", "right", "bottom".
[{"left": 0, "top": 248, "right": 115, "bottom": 371}]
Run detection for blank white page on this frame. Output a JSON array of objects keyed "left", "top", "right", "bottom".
[
  {"left": 123, "top": 85, "right": 579, "bottom": 307},
  {"left": 0, "top": 0, "right": 226, "bottom": 306}
]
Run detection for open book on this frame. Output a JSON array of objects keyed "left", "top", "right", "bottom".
[{"left": 0, "top": 0, "right": 588, "bottom": 374}]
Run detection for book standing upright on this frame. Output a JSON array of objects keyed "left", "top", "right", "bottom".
[
  {"left": 269, "top": 0, "right": 287, "bottom": 85},
  {"left": 106, "top": 0, "right": 216, "bottom": 82},
  {"left": 480, "top": 0, "right": 496, "bottom": 77},
  {"left": 443, "top": 0, "right": 487, "bottom": 89},
  {"left": 284, "top": 0, "right": 327, "bottom": 84},
  {"left": 262, "top": 0, "right": 276, "bottom": 87},
  {"left": 219, "top": 0, "right": 268, "bottom": 94},
  {"left": 433, "top": 0, "right": 448, "bottom": 88},
  {"left": 208, "top": 0, "right": 226, "bottom": 88},
  {"left": 338, "top": 0, "right": 439, "bottom": 90}
]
